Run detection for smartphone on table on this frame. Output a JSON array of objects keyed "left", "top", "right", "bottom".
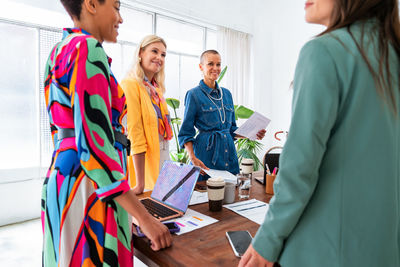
[
  {"left": 226, "top": 230, "right": 253, "bottom": 257},
  {"left": 136, "top": 222, "right": 180, "bottom": 237}
]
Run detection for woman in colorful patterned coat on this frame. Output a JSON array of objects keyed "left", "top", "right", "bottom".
[{"left": 41, "top": 0, "right": 171, "bottom": 266}]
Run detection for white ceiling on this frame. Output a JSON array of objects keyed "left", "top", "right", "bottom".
[{"left": 8, "top": 0, "right": 262, "bottom": 34}]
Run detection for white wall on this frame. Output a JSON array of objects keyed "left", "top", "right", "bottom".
[{"left": 252, "top": 0, "right": 324, "bottom": 150}]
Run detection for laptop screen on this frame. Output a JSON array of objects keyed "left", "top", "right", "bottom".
[{"left": 151, "top": 161, "right": 200, "bottom": 212}]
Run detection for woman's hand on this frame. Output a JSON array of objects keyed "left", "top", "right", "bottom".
[
  {"left": 132, "top": 185, "right": 144, "bottom": 195},
  {"left": 256, "top": 129, "right": 266, "bottom": 140},
  {"left": 184, "top": 142, "right": 209, "bottom": 175},
  {"left": 190, "top": 156, "right": 209, "bottom": 175},
  {"left": 114, "top": 190, "right": 172, "bottom": 251},
  {"left": 234, "top": 134, "right": 245, "bottom": 139},
  {"left": 139, "top": 215, "right": 172, "bottom": 251},
  {"left": 238, "top": 244, "right": 274, "bottom": 267}
]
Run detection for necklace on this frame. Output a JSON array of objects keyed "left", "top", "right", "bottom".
[
  {"left": 208, "top": 87, "right": 223, "bottom": 101},
  {"left": 204, "top": 87, "right": 226, "bottom": 124}
]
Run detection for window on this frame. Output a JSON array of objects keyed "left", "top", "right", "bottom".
[
  {"left": 103, "top": 42, "right": 123, "bottom": 79},
  {"left": 164, "top": 53, "right": 180, "bottom": 100},
  {"left": 0, "top": 22, "right": 39, "bottom": 170},
  {"left": 119, "top": 6, "right": 153, "bottom": 43},
  {"left": 156, "top": 16, "right": 204, "bottom": 55},
  {"left": 121, "top": 44, "right": 137, "bottom": 79},
  {"left": 180, "top": 56, "right": 202, "bottom": 108},
  {"left": 206, "top": 29, "right": 217, "bottom": 50},
  {"left": 39, "top": 29, "right": 63, "bottom": 170},
  {"left": 0, "top": 2, "right": 223, "bottom": 225}
]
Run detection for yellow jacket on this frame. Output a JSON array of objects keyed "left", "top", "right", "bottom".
[{"left": 121, "top": 78, "right": 163, "bottom": 190}]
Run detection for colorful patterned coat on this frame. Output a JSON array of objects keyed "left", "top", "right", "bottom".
[{"left": 41, "top": 28, "right": 133, "bottom": 266}]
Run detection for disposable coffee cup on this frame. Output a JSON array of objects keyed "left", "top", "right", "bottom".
[
  {"left": 224, "top": 182, "right": 236, "bottom": 204},
  {"left": 206, "top": 177, "right": 225, "bottom": 211},
  {"left": 240, "top": 158, "right": 254, "bottom": 174}
]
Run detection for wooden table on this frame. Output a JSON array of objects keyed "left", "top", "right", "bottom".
[{"left": 133, "top": 179, "right": 273, "bottom": 267}]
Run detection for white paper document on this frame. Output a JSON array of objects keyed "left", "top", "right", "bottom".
[
  {"left": 234, "top": 111, "right": 271, "bottom": 140},
  {"left": 165, "top": 209, "right": 218, "bottom": 235},
  {"left": 189, "top": 190, "right": 208, "bottom": 205},
  {"left": 203, "top": 169, "right": 237, "bottom": 184},
  {"left": 223, "top": 199, "right": 269, "bottom": 225}
]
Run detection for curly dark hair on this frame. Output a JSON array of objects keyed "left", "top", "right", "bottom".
[{"left": 60, "top": 0, "right": 105, "bottom": 20}]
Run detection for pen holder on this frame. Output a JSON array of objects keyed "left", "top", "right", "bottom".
[{"left": 265, "top": 174, "right": 276, "bottom": 195}]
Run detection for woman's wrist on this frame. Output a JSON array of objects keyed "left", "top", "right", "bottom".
[
  {"left": 133, "top": 183, "right": 144, "bottom": 194},
  {"left": 188, "top": 153, "right": 196, "bottom": 161},
  {"left": 135, "top": 207, "right": 154, "bottom": 225}
]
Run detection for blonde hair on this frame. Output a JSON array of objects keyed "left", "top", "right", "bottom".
[{"left": 125, "top": 35, "right": 167, "bottom": 93}]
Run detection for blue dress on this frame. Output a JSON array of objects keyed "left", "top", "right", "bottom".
[{"left": 178, "top": 80, "right": 240, "bottom": 180}]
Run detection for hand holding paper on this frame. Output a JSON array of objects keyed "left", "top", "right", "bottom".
[
  {"left": 203, "top": 169, "right": 237, "bottom": 184},
  {"left": 234, "top": 112, "right": 271, "bottom": 140}
]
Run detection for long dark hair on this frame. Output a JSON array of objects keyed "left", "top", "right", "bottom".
[{"left": 320, "top": 0, "right": 400, "bottom": 113}]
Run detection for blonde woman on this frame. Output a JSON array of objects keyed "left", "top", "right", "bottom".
[{"left": 121, "top": 35, "right": 172, "bottom": 194}]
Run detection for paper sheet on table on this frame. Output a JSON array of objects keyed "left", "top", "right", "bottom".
[
  {"left": 223, "top": 199, "right": 269, "bottom": 225},
  {"left": 234, "top": 111, "right": 271, "bottom": 140},
  {"left": 189, "top": 190, "right": 208, "bottom": 205},
  {"left": 203, "top": 169, "right": 237, "bottom": 184},
  {"left": 165, "top": 209, "right": 218, "bottom": 235}
]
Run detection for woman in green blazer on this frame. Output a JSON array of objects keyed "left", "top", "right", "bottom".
[{"left": 240, "top": 0, "right": 400, "bottom": 266}]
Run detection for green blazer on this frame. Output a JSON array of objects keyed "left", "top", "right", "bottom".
[{"left": 253, "top": 20, "right": 400, "bottom": 267}]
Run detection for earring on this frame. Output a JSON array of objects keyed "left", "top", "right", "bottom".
[{"left": 138, "top": 57, "right": 142, "bottom": 63}]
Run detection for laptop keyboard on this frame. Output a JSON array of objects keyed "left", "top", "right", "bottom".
[{"left": 140, "top": 198, "right": 179, "bottom": 219}]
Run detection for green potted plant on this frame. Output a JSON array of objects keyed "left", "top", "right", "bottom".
[
  {"left": 166, "top": 98, "right": 189, "bottom": 163},
  {"left": 219, "top": 67, "right": 264, "bottom": 170},
  {"left": 234, "top": 105, "right": 264, "bottom": 171}
]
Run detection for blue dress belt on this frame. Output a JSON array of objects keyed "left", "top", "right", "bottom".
[
  {"left": 57, "top": 128, "right": 130, "bottom": 154},
  {"left": 200, "top": 129, "right": 230, "bottom": 166}
]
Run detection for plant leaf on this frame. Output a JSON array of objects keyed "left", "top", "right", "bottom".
[
  {"left": 171, "top": 118, "right": 182, "bottom": 124},
  {"left": 217, "top": 66, "right": 227, "bottom": 84},
  {"left": 170, "top": 152, "right": 178, "bottom": 162},
  {"left": 235, "top": 138, "right": 264, "bottom": 171},
  {"left": 166, "top": 98, "right": 180, "bottom": 109},
  {"left": 235, "top": 105, "right": 254, "bottom": 119}
]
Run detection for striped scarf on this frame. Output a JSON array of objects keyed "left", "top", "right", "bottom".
[{"left": 143, "top": 78, "right": 173, "bottom": 141}]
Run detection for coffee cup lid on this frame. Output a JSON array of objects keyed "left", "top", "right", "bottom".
[{"left": 206, "top": 177, "right": 225, "bottom": 186}]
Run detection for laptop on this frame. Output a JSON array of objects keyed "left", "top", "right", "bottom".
[{"left": 139, "top": 160, "right": 200, "bottom": 221}]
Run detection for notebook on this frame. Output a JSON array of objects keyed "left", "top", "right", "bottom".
[{"left": 140, "top": 160, "right": 200, "bottom": 221}]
